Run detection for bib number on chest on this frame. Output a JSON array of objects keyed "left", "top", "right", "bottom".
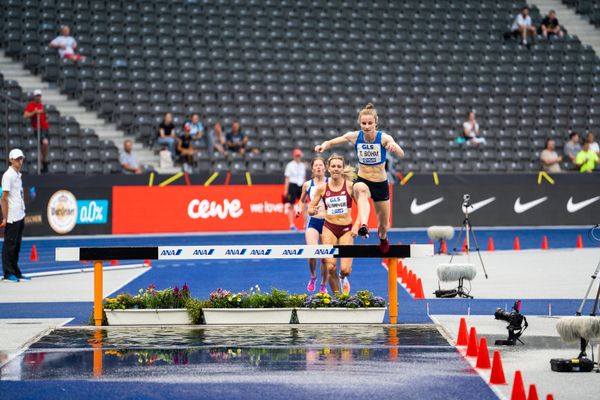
[
  {"left": 326, "top": 195, "right": 348, "bottom": 216},
  {"left": 357, "top": 143, "right": 382, "bottom": 164}
]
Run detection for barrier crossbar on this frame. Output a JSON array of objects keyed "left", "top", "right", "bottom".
[
  {"left": 54, "top": 244, "right": 433, "bottom": 326},
  {"left": 55, "top": 244, "right": 433, "bottom": 261}
]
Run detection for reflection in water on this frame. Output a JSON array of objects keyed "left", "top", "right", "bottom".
[{"left": 1, "top": 325, "right": 454, "bottom": 381}]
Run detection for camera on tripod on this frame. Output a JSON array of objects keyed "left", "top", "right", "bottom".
[
  {"left": 462, "top": 193, "right": 471, "bottom": 208},
  {"left": 494, "top": 300, "right": 528, "bottom": 345}
]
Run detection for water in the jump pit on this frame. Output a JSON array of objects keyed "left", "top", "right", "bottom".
[{"left": 0, "top": 325, "right": 499, "bottom": 400}]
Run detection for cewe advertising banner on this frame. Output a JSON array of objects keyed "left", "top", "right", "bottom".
[{"left": 112, "top": 185, "right": 384, "bottom": 234}]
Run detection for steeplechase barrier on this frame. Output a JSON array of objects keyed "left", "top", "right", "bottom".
[{"left": 55, "top": 244, "right": 434, "bottom": 326}]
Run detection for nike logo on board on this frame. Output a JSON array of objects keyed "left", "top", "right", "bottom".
[
  {"left": 566, "top": 196, "right": 600, "bottom": 213},
  {"left": 514, "top": 197, "right": 548, "bottom": 213},
  {"left": 462, "top": 197, "right": 496, "bottom": 214},
  {"left": 410, "top": 197, "right": 444, "bottom": 214}
]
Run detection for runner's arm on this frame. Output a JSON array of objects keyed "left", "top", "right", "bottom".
[
  {"left": 307, "top": 185, "right": 325, "bottom": 216},
  {"left": 295, "top": 181, "right": 310, "bottom": 217},
  {"left": 382, "top": 133, "right": 405, "bottom": 157},
  {"left": 314, "top": 131, "right": 358, "bottom": 153}
]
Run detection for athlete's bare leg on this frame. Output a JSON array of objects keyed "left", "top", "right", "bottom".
[
  {"left": 321, "top": 227, "right": 340, "bottom": 293},
  {"left": 353, "top": 182, "right": 371, "bottom": 237},
  {"left": 374, "top": 200, "right": 391, "bottom": 240},
  {"left": 338, "top": 231, "right": 354, "bottom": 279}
]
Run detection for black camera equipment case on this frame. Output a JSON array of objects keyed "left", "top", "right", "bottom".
[{"left": 550, "top": 358, "right": 595, "bottom": 372}]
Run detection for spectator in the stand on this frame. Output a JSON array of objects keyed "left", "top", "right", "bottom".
[
  {"left": 157, "top": 112, "right": 178, "bottom": 160},
  {"left": 511, "top": 6, "right": 536, "bottom": 46},
  {"left": 48, "top": 25, "right": 86, "bottom": 61},
  {"left": 585, "top": 132, "right": 600, "bottom": 156},
  {"left": 540, "top": 138, "right": 562, "bottom": 173},
  {"left": 23, "top": 89, "right": 50, "bottom": 173},
  {"left": 183, "top": 113, "right": 206, "bottom": 147},
  {"left": 119, "top": 139, "right": 142, "bottom": 174},
  {"left": 177, "top": 125, "right": 196, "bottom": 174},
  {"left": 539, "top": 10, "right": 564, "bottom": 39},
  {"left": 210, "top": 121, "right": 228, "bottom": 156},
  {"left": 563, "top": 132, "right": 581, "bottom": 168},
  {"left": 226, "top": 121, "right": 249, "bottom": 155},
  {"left": 462, "top": 111, "right": 487, "bottom": 145},
  {"left": 575, "top": 141, "right": 598, "bottom": 173},
  {"left": 284, "top": 149, "right": 306, "bottom": 231}
]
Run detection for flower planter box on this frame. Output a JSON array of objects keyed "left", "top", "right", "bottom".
[
  {"left": 104, "top": 309, "right": 192, "bottom": 326},
  {"left": 296, "top": 307, "right": 387, "bottom": 324},
  {"left": 202, "top": 308, "right": 294, "bottom": 324}
]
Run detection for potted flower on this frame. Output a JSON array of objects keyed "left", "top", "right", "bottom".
[
  {"left": 103, "top": 283, "right": 192, "bottom": 325},
  {"left": 295, "top": 290, "right": 386, "bottom": 324},
  {"left": 201, "top": 286, "right": 298, "bottom": 324}
]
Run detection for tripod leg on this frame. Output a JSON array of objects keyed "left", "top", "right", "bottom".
[
  {"left": 576, "top": 258, "right": 600, "bottom": 316},
  {"left": 468, "top": 224, "right": 489, "bottom": 279},
  {"left": 450, "top": 225, "right": 465, "bottom": 263}
]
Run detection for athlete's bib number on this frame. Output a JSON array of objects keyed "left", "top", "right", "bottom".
[
  {"left": 326, "top": 196, "right": 348, "bottom": 216},
  {"left": 357, "top": 143, "right": 382, "bottom": 164}
]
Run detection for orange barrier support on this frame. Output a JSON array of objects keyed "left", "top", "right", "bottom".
[
  {"left": 388, "top": 327, "right": 399, "bottom": 361},
  {"left": 94, "top": 261, "right": 103, "bottom": 327},
  {"left": 92, "top": 329, "right": 103, "bottom": 377},
  {"left": 387, "top": 258, "right": 398, "bottom": 324}
]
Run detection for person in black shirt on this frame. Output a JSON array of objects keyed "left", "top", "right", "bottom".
[
  {"left": 177, "top": 124, "right": 196, "bottom": 174},
  {"left": 539, "top": 10, "right": 564, "bottom": 39},
  {"left": 157, "top": 112, "right": 178, "bottom": 160}
]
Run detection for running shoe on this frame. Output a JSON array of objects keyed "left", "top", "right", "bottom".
[
  {"left": 19, "top": 275, "right": 31, "bottom": 281},
  {"left": 342, "top": 277, "right": 350, "bottom": 295},
  {"left": 357, "top": 224, "right": 369, "bottom": 238},
  {"left": 379, "top": 237, "right": 390, "bottom": 254},
  {"left": 307, "top": 277, "right": 317, "bottom": 292},
  {"left": 4, "top": 275, "right": 19, "bottom": 283},
  {"left": 319, "top": 284, "right": 328, "bottom": 294}
]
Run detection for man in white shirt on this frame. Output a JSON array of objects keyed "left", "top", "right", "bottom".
[
  {"left": 49, "top": 25, "right": 85, "bottom": 61},
  {"left": 1, "top": 149, "right": 30, "bottom": 282},
  {"left": 284, "top": 149, "right": 306, "bottom": 230},
  {"left": 511, "top": 6, "right": 536, "bottom": 46}
]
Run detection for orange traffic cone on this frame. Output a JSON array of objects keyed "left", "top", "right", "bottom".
[
  {"left": 527, "top": 384, "right": 539, "bottom": 400},
  {"left": 475, "top": 337, "right": 491, "bottom": 369},
  {"left": 546, "top": 395, "right": 554, "bottom": 400},
  {"left": 487, "top": 237, "right": 495, "bottom": 252},
  {"left": 462, "top": 239, "right": 468, "bottom": 253},
  {"left": 511, "top": 370, "right": 526, "bottom": 400},
  {"left": 143, "top": 259, "right": 151, "bottom": 267},
  {"left": 576, "top": 234, "right": 583, "bottom": 249},
  {"left": 513, "top": 236, "right": 521, "bottom": 250},
  {"left": 396, "top": 260, "right": 403, "bottom": 279},
  {"left": 489, "top": 351, "right": 507, "bottom": 384},
  {"left": 414, "top": 278, "right": 425, "bottom": 299},
  {"left": 440, "top": 239, "right": 448, "bottom": 254},
  {"left": 400, "top": 264, "right": 407, "bottom": 282},
  {"left": 110, "top": 260, "right": 119, "bottom": 266},
  {"left": 541, "top": 235, "right": 549, "bottom": 250},
  {"left": 30, "top": 245, "right": 38, "bottom": 261},
  {"left": 456, "top": 318, "right": 468, "bottom": 346},
  {"left": 466, "top": 327, "right": 478, "bottom": 357},
  {"left": 408, "top": 271, "right": 417, "bottom": 294},
  {"left": 405, "top": 271, "right": 414, "bottom": 292}
]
